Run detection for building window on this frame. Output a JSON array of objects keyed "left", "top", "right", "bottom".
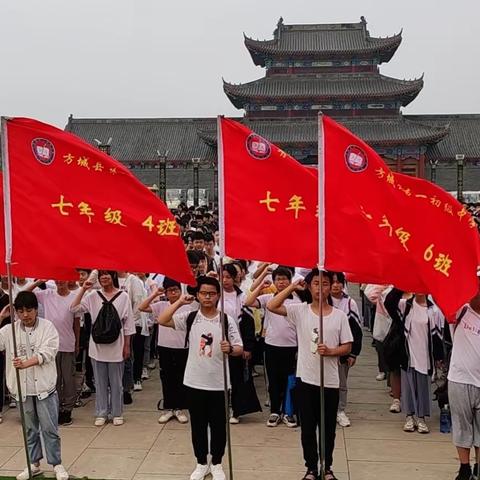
[{"left": 368, "top": 103, "right": 385, "bottom": 109}]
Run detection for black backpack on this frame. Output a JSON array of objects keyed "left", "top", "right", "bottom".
[
  {"left": 92, "top": 291, "right": 123, "bottom": 344},
  {"left": 184, "top": 310, "right": 229, "bottom": 348}
]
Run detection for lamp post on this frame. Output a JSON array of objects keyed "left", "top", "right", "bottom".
[
  {"left": 456, "top": 154, "right": 465, "bottom": 202},
  {"left": 192, "top": 158, "right": 201, "bottom": 207},
  {"left": 429, "top": 158, "right": 439, "bottom": 183},
  {"left": 156, "top": 150, "right": 168, "bottom": 202}
]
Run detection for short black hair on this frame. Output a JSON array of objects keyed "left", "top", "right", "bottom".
[
  {"left": 163, "top": 277, "right": 181, "bottom": 290},
  {"left": 204, "top": 233, "right": 214, "bottom": 243},
  {"left": 223, "top": 263, "right": 238, "bottom": 280},
  {"left": 304, "top": 268, "right": 334, "bottom": 285},
  {"left": 332, "top": 272, "right": 346, "bottom": 285},
  {"left": 98, "top": 270, "right": 120, "bottom": 288},
  {"left": 272, "top": 267, "right": 292, "bottom": 281},
  {"left": 235, "top": 260, "right": 248, "bottom": 272},
  {"left": 197, "top": 276, "right": 221, "bottom": 293},
  {"left": 187, "top": 250, "right": 201, "bottom": 266},
  {"left": 14, "top": 291, "right": 38, "bottom": 310},
  {"left": 76, "top": 268, "right": 92, "bottom": 274}
]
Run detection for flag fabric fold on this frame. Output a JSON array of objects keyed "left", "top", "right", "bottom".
[{"left": 1, "top": 117, "right": 194, "bottom": 285}]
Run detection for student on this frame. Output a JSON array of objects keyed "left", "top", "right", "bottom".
[
  {"left": 139, "top": 278, "right": 195, "bottom": 424},
  {"left": 192, "top": 231, "right": 206, "bottom": 252},
  {"left": 157, "top": 276, "right": 243, "bottom": 480},
  {"left": 0, "top": 292, "right": 69, "bottom": 480},
  {"left": 0, "top": 276, "right": 11, "bottom": 424},
  {"left": 385, "top": 288, "right": 444, "bottom": 434},
  {"left": 245, "top": 266, "right": 300, "bottom": 427},
  {"left": 27, "top": 280, "right": 80, "bottom": 426},
  {"left": 448, "top": 275, "right": 480, "bottom": 480},
  {"left": 70, "top": 270, "right": 134, "bottom": 426},
  {"left": 268, "top": 269, "right": 353, "bottom": 480},
  {"left": 330, "top": 272, "right": 363, "bottom": 428}
]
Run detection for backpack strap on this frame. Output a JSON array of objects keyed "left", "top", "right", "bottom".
[
  {"left": 97, "top": 290, "right": 123, "bottom": 304},
  {"left": 454, "top": 306, "right": 469, "bottom": 333},
  {"left": 184, "top": 310, "right": 198, "bottom": 348}
]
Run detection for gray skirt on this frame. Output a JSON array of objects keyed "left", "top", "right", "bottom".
[{"left": 401, "top": 367, "right": 432, "bottom": 418}]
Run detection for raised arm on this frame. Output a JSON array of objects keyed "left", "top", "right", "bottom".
[
  {"left": 138, "top": 286, "right": 163, "bottom": 313},
  {"left": 252, "top": 262, "right": 271, "bottom": 280},
  {"left": 249, "top": 265, "right": 271, "bottom": 293},
  {"left": 267, "top": 281, "right": 301, "bottom": 316},
  {"left": 70, "top": 281, "right": 93, "bottom": 313},
  {"left": 157, "top": 294, "right": 195, "bottom": 329},
  {"left": 24, "top": 279, "right": 47, "bottom": 292},
  {"left": 244, "top": 279, "right": 269, "bottom": 308}
]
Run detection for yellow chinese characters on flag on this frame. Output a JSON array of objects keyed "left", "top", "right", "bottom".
[
  {"left": 321, "top": 115, "right": 480, "bottom": 317},
  {"left": 1, "top": 118, "right": 194, "bottom": 285}
]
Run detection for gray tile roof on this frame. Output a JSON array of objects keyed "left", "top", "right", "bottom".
[
  {"left": 199, "top": 116, "right": 448, "bottom": 147},
  {"left": 405, "top": 114, "right": 480, "bottom": 160},
  {"left": 245, "top": 18, "right": 402, "bottom": 66},
  {"left": 66, "top": 117, "right": 216, "bottom": 164},
  {"left": 223, "top": 74, "right": 423, "bottom": 108}
]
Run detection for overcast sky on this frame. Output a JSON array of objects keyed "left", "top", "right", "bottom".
[{"left": 1, "top": 0, "right": 479, "bottom": 128}]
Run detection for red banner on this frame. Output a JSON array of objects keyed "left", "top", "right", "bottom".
[
  {"left": 1, "top": 118, "right": 194, "bottom": 285},
  {"left": 321, "top": 115, "right": 480, "bottom": 316},
  {"left": 219, "top": 117, "right": 318, "bottom": 268}
]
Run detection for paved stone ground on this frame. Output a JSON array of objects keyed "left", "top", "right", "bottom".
[{"left": 0, "top": 332, "right": 460, "bottom": 480}]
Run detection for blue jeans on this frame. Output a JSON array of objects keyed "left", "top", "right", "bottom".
[{"left": 24, "top": 392, "right": 62, "bottom": 466}]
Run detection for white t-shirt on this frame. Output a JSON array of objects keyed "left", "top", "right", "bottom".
[
  {"left": 399, "top": 299, "right": 430, "bottom": 375},
  {"left": 119, "top": 274, "right": 145, "bottom": 326},
  {"left": 36, "top": 289, "right": 78, "bottom": 353},
  {"left": 24, "top": 326, "right": 36, "bottom": 396},
  {"left": 151, "top": 301, "right": 197, "bottom": 349},
  {"left": 258, "top": 293, "right": 299, "bottom": 347},
  {"left": 70, "top": 289, "right": 135, "bottom": 362},
  {"left": 285, "top": 303, "right": 352, "bottom": 388},
  {"left": 331, "top": 295, "right": 361, "bottom": 326},
  {"left": 448, "top": 306, "right": 480, "bottom": 387},
  {"left": 173, "top": 310, "right": 243, "bottom": 391},
  {"left": 222, "top": 290, "right": 245, "bottom": 326}
]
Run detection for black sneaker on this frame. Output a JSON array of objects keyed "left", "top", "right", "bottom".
[
  {"left": 58, "top": 411, "right": 66, "bottom": 425},
  {"left": 123, "top": 391, "right": 133, "bottom": 405},
  {"left": 62, "top": 411, "right": 73, "bottom": 426},
  {"left": 455, "top": 464, "right": 473, "bottom": 480},
  {"left": 301, "top": 470, "right": 318, "bottom": 480},
  {"left": 473, "top": 463, "right": 478, "bottom": 479}
]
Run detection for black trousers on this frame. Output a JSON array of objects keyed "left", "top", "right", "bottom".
[
  {"left": 297, "top": 380, "right": 339, "bottom": 472},
  {"left": 186, "top": 387, "right": 226, "bottom": 465},
  {"left": 265, "top": 344, "right": 297, "bottom": 415},
  {"left": 132, "top": 327, "right": 146, "bottom": 383},
  {"left": 158, "top": 346, "right": 188, "bottom": 409},
  {"left": 76, "top": 320, "right": 94, "bottom": 390}
]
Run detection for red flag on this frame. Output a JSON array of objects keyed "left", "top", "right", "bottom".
[
  {"left": 1, "top": 117, "right": 194, "bottom": 285},
  {"left": 321, "top": 115, "right": 480, "bottom": 317},
  {"left": 218, "top": 117, "right": 318, "bottom": 268}
]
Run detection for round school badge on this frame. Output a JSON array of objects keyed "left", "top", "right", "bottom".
[
  {"left": 31, "top": 138, "right": 55, "bottom": 165},
  {"left": 246, "top": 133, "right": 271, "bottom": 160},
  {"left": 344, "top": 145, "right": 368, "bottom": 173}
]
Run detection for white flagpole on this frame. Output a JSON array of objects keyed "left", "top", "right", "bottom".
[
  {"left": 317, "top": 113, "right": 326, "bottom": 480},
  {"left": 1, "top": 117, "right": 32, "bottom": 479},
  {"left": 216, "top": 115, "right": 234, "bottom": 480}
]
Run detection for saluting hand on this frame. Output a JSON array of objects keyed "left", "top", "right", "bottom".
[{"left": 178, "top": 294, "right": 195, "bottom": 306}]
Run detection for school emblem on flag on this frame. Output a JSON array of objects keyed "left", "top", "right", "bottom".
[
  {"left": 31, "top": 138, "right": 55, "bottom": 165},
  {"left": 344, "top": 145, "right": 368, "bottom": 172},
  {"left": 245, "top": 133, "right": 271, "bottom": 160}
]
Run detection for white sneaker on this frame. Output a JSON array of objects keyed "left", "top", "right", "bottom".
[
  {"left": 0, "top": 414, "right": 3, "bottom": 424},
  {"left": 113, "top": 416, "right": 124, "bottom": 426},
  {"left": 94, "top": 417, "right": 106, "bottom": 427},
  {"left": 403, "top": 415, "right": 416, "bottom": 432},
  {"left": 389, "top": 399, "right": 401, "bottom": 413},
  {"left": 190, "top": 463, "right": 210, "bottom": 480},
  {"left": 210, "top": 463, "right": 226, "bottom": 480},
  {"left": 147, "top": 361, "right": 156, "bottom": 370},
  {"left": 376, "top": 372, "right": 386, "bottom": 381},
  {"left": 173, "top": 409, "right": 189, "bottom": 424},
  {"left": 229, "top": 416, "right": 240, "bottom": 424},
  {"left": 16, "top": 464, "right": 42, "bottom": 480},
  {"left": 141, "top": 368, "right": 149, "bottom": 380},
  {"left": 417, "top": 417, "right": 430, "bottom": 434},
  {"left": 158, "top": 410, "right": 174, "bottom": 424},
  {"left": 266, "top": 413, "right": 281, "bottom": 427},
  {"left": 337, "top": 410, "right": 351, "bottom": 427},
  {"left": 282, "top": 415, "right": 297, "bottom": 428},
  {"left": 133, "top": 381, "right": 143, "bottom": 391},
  {"left": 54, "top": 464, "right": 69, "bottom": 480}
]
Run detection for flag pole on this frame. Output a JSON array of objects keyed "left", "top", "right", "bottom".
[
  {"left": 317, "top": 113, "right": 326, "bottom": 480},
  {"left": 217, "top": 116, "right": 235, "bottom": 480},
  {"left": 1, "top": 117, "right": 33, "bottom": 479}
]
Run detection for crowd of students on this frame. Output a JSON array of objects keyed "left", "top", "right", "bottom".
[{"left": 0, "top": 204, "right": 478, "bottom": 480}]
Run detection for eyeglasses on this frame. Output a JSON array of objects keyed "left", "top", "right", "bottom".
[{"left": 198, "top": 291, "right": 217, "bottom": 298}]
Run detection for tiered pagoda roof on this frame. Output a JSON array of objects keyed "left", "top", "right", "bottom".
[
  {"left": 223, "top": 73, "right": 423, "bottom": 109},
  {"left": 245, "top": 17, "right": 402, "bottom": 66}
]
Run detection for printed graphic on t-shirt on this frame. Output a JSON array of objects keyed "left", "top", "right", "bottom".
[
  {"left": 463, "top": 318, "right": 480, "bottom": 336},
  {"left": 310, "top": 327, "right": 319, "bottom": 354},
  {"left": 199, "top": 333, "right": 213, "bottom": 357}
]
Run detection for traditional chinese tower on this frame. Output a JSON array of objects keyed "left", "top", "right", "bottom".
[{"left": 223, "top": 17, "right": 448, "bottom": 176}]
